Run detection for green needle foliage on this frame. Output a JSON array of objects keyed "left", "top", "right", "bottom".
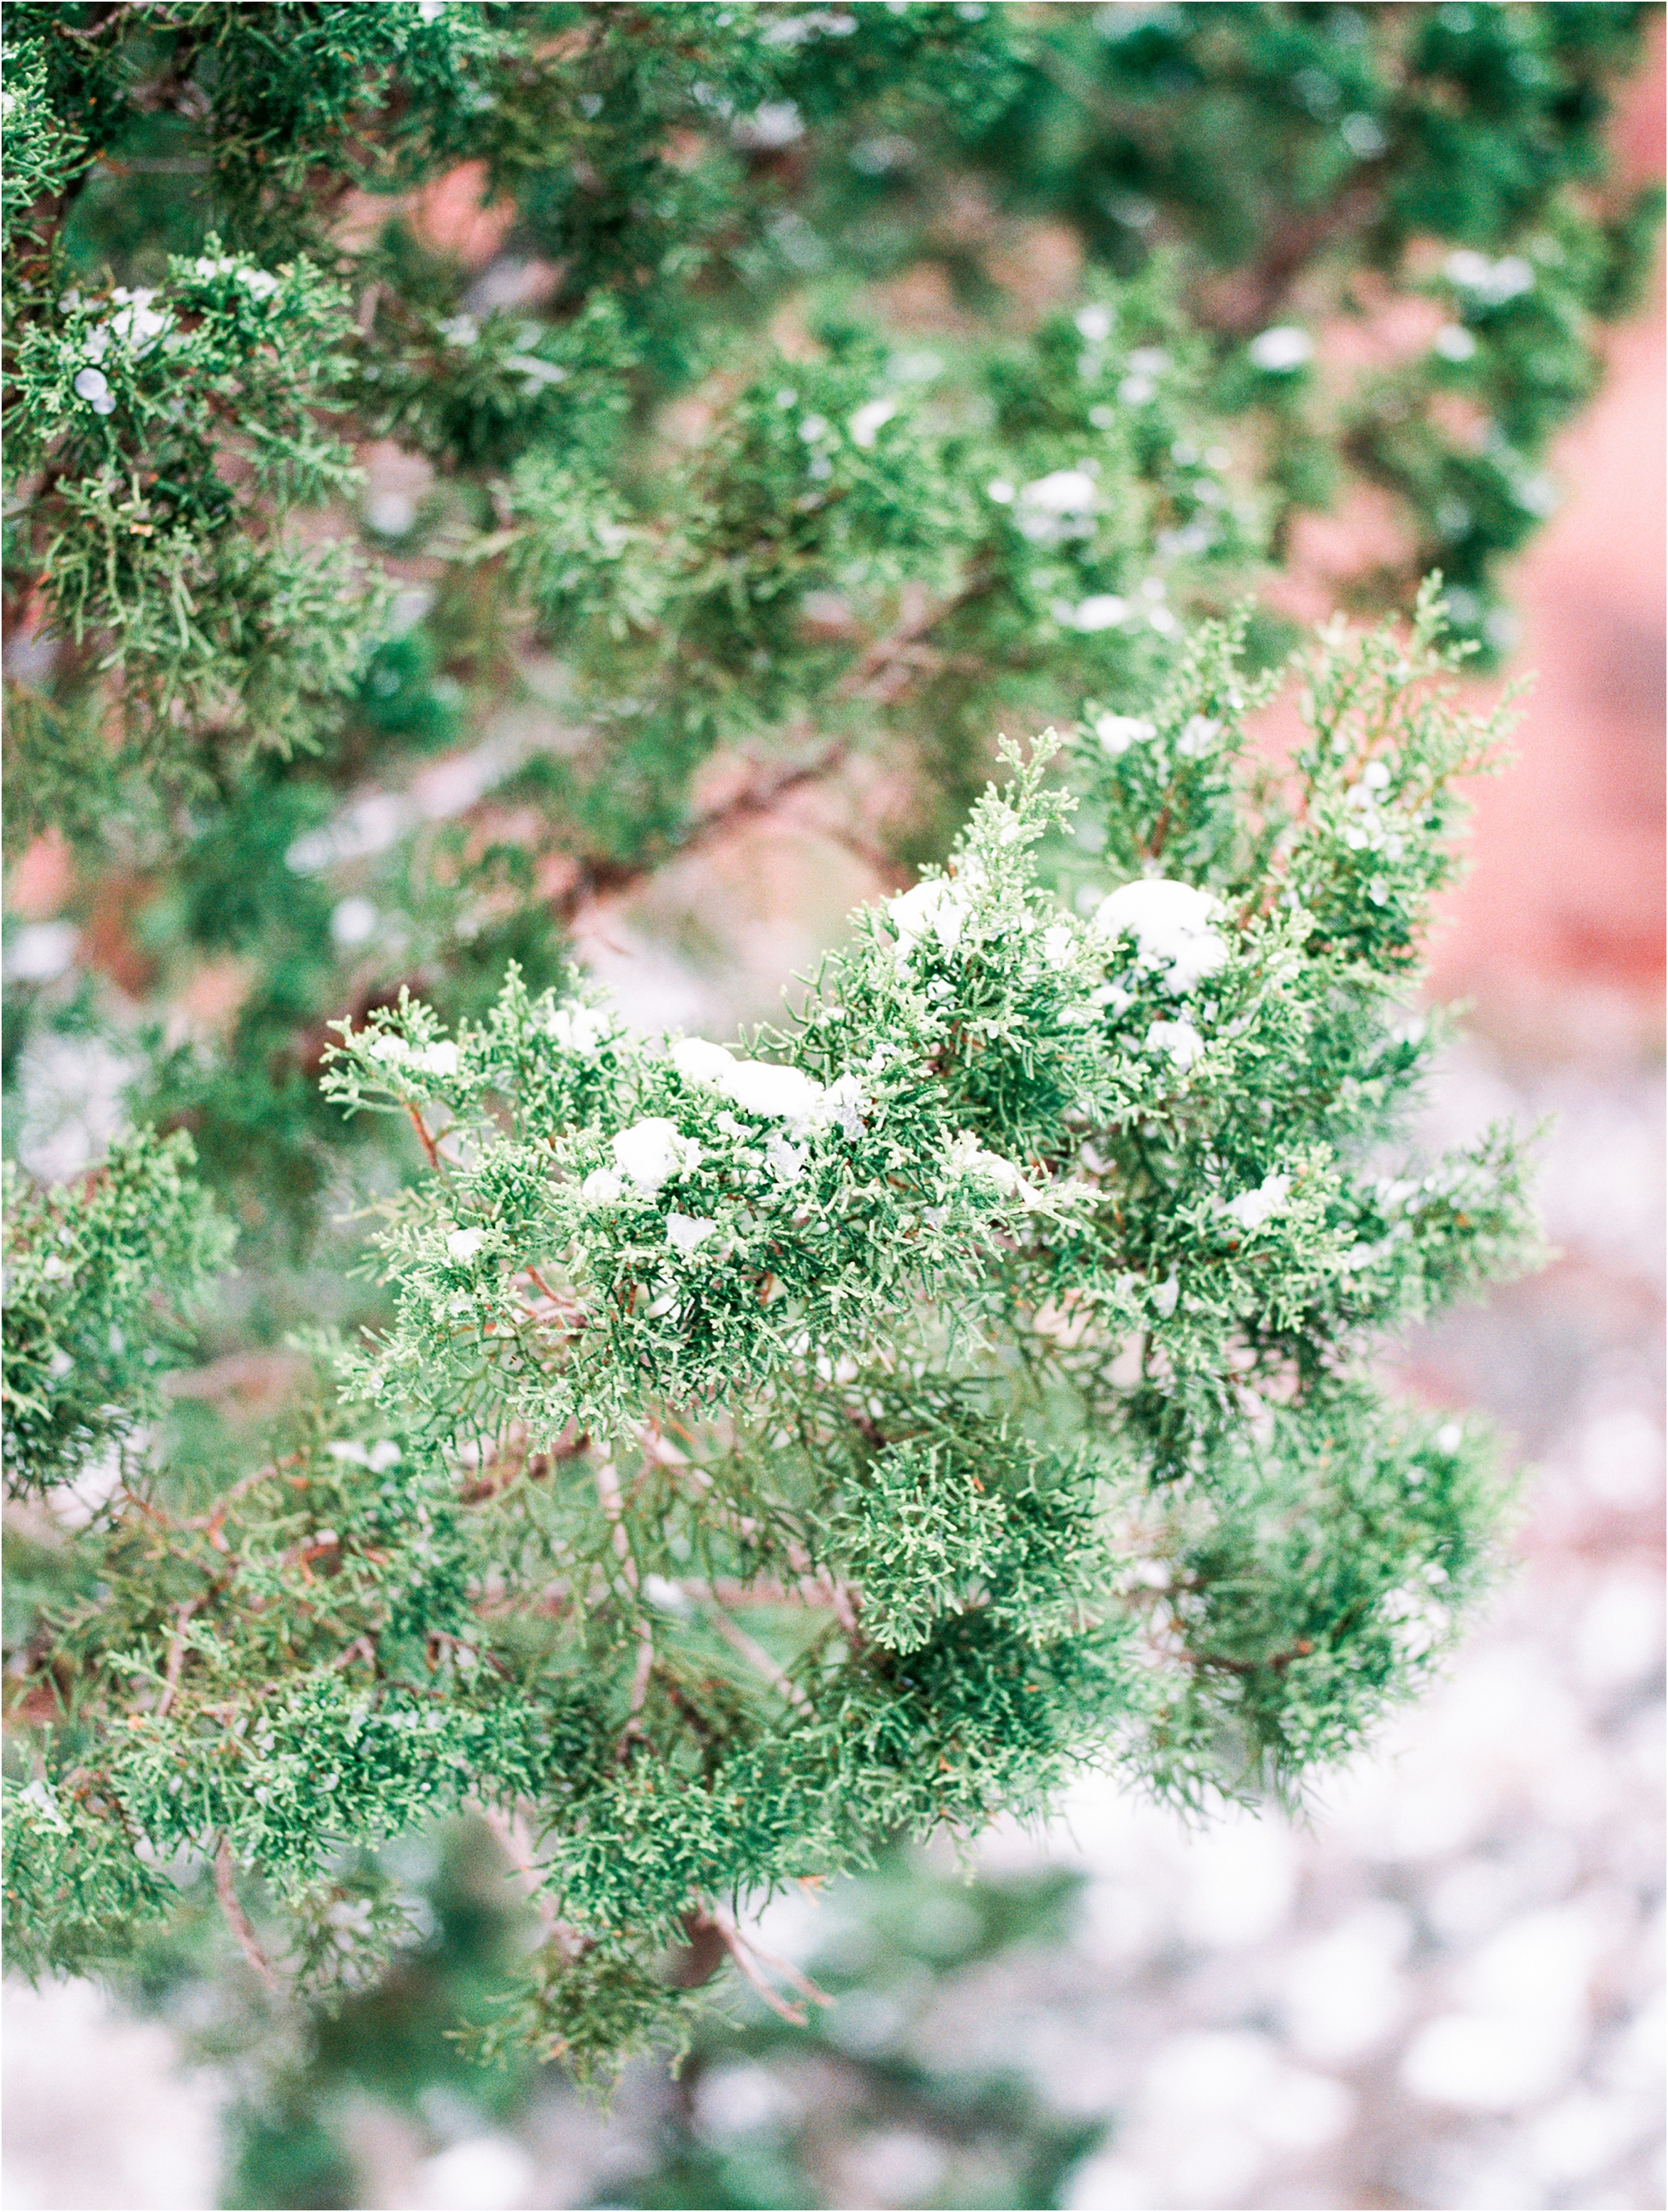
[
  {"left": 2, "top": 1125, "right": 234, "bottom": 1496},
  {"left": 1, "top": 2, "right": 1649, "bottom": 1260},
  {"left": 0, "top": 0, "right": 1636, "bottom": 2130},
  {"left": 6, "top": 589, "right": 1541, "bottom": 2087}
]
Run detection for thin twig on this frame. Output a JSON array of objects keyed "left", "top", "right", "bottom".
[
  {"left": 475, "top": 1801, "right": 565, "bottom": 1942},
  {"left": 718, "top": 1914, "right": 833, "bottom": 2010},
  {"left": 595, "top": 1459, "right": 658, "bottom": 1752},
  {"left": 214, "top": 1838, "right": 280, "bottom": 1996},
  {"left": 711, "top": 1917, "right": 808, "bottom": 2024},
  {"left": 703, "top": 1605, "right": 810, "bottom": 1713},
  {"left": 627, "top": 1619, "right": 656, "bottom": 1715},
  {"left": 708, "top": 1904, "right": 833, "bottom": 2025},
  {"left": 406, "top": 1103, "right": 441, "bottom": 1172},
  {"left": 154, "top": 1598, "right": 203, "bottom": 1719},
  {"left": 592, "top": 1458, "right": 637, "bottom": 1585},
  {"left": 524, "top": 1266, "right": 583, "bottom": 1323}
]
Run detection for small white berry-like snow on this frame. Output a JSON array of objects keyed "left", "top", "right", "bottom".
[
  {"left": 1096, "top": 712, "right": 1157, "bottom": 755},
  {"left": 1248, "top": 325, "right": 1313, "bottom": 372},
  {"left": 724, "top": 1060, "right": 825, "bottom": 1121},
  {"left": 674, "top": 1037, "right": 826, "bottom": 1124},
  {"left": 764, "top": 1132, "right": 806, "bottom": 1182},
  {"left": 665, "top": 1213, "right": 716, "bottom": 1255},
  {"left": 1222, "top": 1173, "right": 1292, "bottom": 1232},
  {"left": 613, "top": 1118, "right": 702, "bottom": 1193},
  {"left": 1444, "top": 250, "right": 1533, "bottom": 303},
  {"left": 546, "top": 1002, "right": 610, "bottom": 1058},
  {"left": 642, "top": 1573, "right": 691, "bottom": 1614},
  {"left": 1146, "top": 1018, "right": 1206, "bottom": 1069},
  {"left": 1176, "top": 715, "right": 1222, "bottom": 758},
  {"left": 818, "top": 1073, "right": 869, "bottom": 1138},
  {"left": 1068, "top": 594, "right": 1127, "bottom": 632},
  {"left": 1433, "top": 323, "right": 1477, "bottom": 362},
  {"left": 947, "top": 1130, "right": 1040, "bottom": 1205},
  {"left": 108, "top": 288, "right": 171, "bottom": 350},
  {"left": 671, "top": 1037, "right": 738, "bottom": 1087},
  {"left": 1018, "top": 467, "right": 1098, "bottom": 515},
  {"left": 849, "top": 396, "right": 897, "bottom": 448},
  {"left": 1096, "top": 877, "right": 1228, "bottom": 995},
  {"left": 887, "top": 875, "right": 971, "bottom": 957}
]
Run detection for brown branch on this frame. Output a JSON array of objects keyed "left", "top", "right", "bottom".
[
  {"left": 183, "top": 1452, "right": 308, "bottom": 1528},
  {"left": 548, "top": 736, "right": 850, "bottom": 927},
  {"left": 1030, "top": 45, "right": 1375, "bottom": 339},
  {"left": 406, "top": 1102, "right": 442, "bottom": 1172},
  {"left": 707, "top": 1903, "right": 832, "bottom": 2026},
  {"left": 153, "top": 1598, "right": 203, "bottom": 1720},
  {"left": 548, "top": 576, "right": 990, "bottom": 928},
  {"left": 522, "top": 1267, "right": 586, "bottom": 1333},
  {"left": 331, "top": 1632, "right": 378, "bottom": 1674},
  {"left": 702, "top": 1604, "right": 810, "bottom": 1713},
  {"left": 213, "top": 1838, "right": 280, "bottom": 1996}
]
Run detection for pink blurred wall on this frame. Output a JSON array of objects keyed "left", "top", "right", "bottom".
[{"left": 1425, "top": 32, "right": 1665, "bottom": 1050}]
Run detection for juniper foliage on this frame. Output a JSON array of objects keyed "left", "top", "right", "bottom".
[
  {"left": 2, "top": 1, "right": 1649, "bottom": 1263},
  {"left": 0, "top": 0, "right": 1636, "bottom": 2105},
  {"left": 6, "top": 587, "right": 1542, "bottom": 2079}
]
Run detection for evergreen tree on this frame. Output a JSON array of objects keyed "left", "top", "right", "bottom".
[{"left": 1, "top": 0, "right": 1649, "bottom": 2120}]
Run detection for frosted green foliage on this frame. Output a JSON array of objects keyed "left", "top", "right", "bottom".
[
  {"left": 0, "top": 38, "right": 85, "bottom": 249},
  {"left": 2, "top": 4, "right": 1649, "bottom": 1297},
  {"left": 2, "top": 1421, "right": 564, "bottom": 1984},
  {"left": 2, "top": 2, "right": 1615, "bottom": 2088},
  {"left": 2, "top": 1765, "right": 179, "bottom": 1982},
  {"left": 478, "top": 272, "right": 1262, "bottom": 880},
  {"left": 7, "top": 3, "right": 1641, "bottom": 877},
  {"left": 16, "top": 2, "right": 501, "bottom": 264},
  {"left": 323, "top": 589, "right": 1531, "bottom": 1492},
  {"left": 957, "top": 2, "right": 1658, "bottom": 650},
  {"left": 4, "top": 597, "right": 1539, "bottom": 2080},
  {"left": 1141, "top": 1389, "right": 1505, "bottom": 1800},
  {"left": 837, "top": 1431, "right": 1110, "bottom": 1658},
  {"left": 6, "top": 242, "right": 386, "bottom": 815},
  {"left": 469, "top": 1932, "right": 712, "bottom": 2093},
  {"left": 2, "top": 1128, "right": 235, "bottom": 1497},
  {"left": 475, "top": 3, "right": 1027, "bottom": 348}
]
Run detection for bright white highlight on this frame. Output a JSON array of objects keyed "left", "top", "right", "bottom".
[
  {"left": 1095, "top": 878, "right": 1228, "bottom": 995},
  {"left": 1248, "top": 326, "right": 1314, "bottom": 372},
  {"left": 613, "top": 1119, "right": 703, "bottom": 1192}
]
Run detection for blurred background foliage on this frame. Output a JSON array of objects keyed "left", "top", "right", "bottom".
[{"left": 112, "top": 1826, "right": 1102, "bottom": 2210}]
